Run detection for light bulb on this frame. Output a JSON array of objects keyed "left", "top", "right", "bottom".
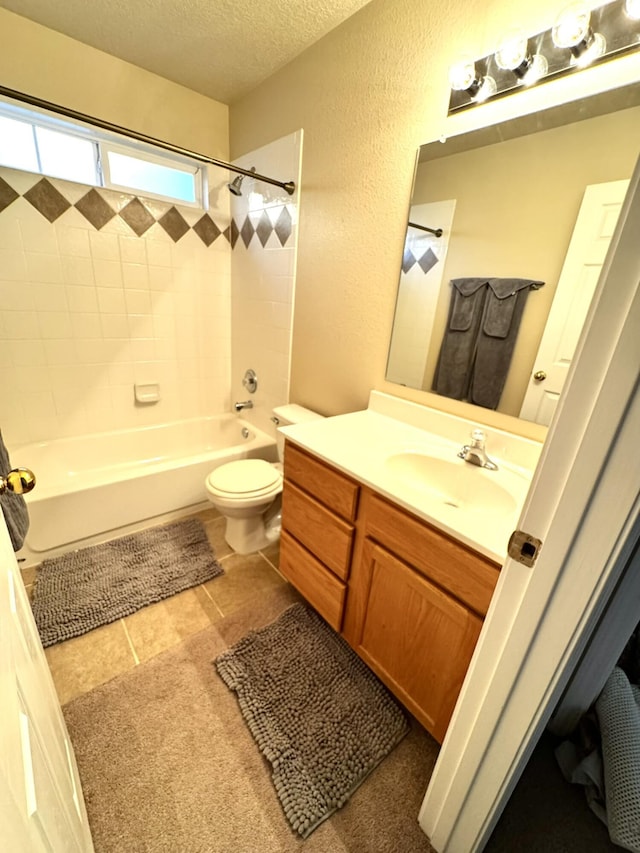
[
  {"left": 449, "top": 60, "right": 479, "bottom": 92},
  {"left": 552, "top": 4, "right": 591, "bottom": 48},
  {"left": 522, "top": 53, "right": 548, "bottom": 85},
  {"left": 625, "top": 0, "right": 640, "bottom": 18},
  {"left": 495, "top": 34, "right": 530, "bottom": 71},
  {"left": 475, "top": 76, "right": 497, "bottom": 102},
  {"left": 573, "top": 31, "right": 607, "bottom": 66}
]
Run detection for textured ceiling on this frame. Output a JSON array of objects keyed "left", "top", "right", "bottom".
[{"left": 0, "top": 0, "right": 372, "bottom": 103}]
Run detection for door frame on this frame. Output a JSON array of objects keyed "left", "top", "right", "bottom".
[{"left": 419, "top": 152, "right": 640, "bottom": 851}]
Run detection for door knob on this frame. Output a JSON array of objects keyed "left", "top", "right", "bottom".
[
  {"left": 0, "top": 468, "right": 36, "bottom": 495},
  {"left": 533, "top": 370, "right": 547, "bottom": 382}
]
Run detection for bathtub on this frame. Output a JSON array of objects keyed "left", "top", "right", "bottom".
[{"left": 15, "top": 415, "right": 277, "bottom": 567}]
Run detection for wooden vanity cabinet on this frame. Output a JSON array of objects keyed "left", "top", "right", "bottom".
[
  {"left": 280, "top": 441, "right": 501, "bottom": 743},
  {"left": 279, "top": 443, "right": 359, "bottom": 631}
]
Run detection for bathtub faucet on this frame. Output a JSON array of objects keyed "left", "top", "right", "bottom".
[{"left": 234, "top": 400, "right": 254, "bottom": 411}]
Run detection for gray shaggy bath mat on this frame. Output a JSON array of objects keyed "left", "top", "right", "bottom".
[
  {"left": 32, "top": 518, "right": 223, "bottom": 647},
  {"left": 215, "top": 603, "right": 409, "bottom": 838}
]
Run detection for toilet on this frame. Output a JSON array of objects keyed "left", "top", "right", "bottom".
[{"left": 205, "top": 404, "right": 322, "bottom": 554}]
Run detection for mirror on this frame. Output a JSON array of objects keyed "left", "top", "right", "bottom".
[{"left": 387, "top": 83, "right": 640, "bottom": 425}]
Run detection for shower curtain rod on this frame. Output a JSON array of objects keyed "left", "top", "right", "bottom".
[
  {"left": 408, "top": 221, "right": 443, "bottom": 237},
  {"left": 0, "top": 84, "right": 296, "bottom": 196}
]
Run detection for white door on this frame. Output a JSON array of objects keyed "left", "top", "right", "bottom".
[
  {"left": 420, "top": 158, "right": 640, "bottom": 852},
  {"left": 0, "top": 508, "right": 94, "bottom": 851},
  {"left": 519, "top": 179, "right": 629, "bottom": 425}
]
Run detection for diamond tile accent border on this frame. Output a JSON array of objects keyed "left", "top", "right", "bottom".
[
  {"left": 76, "top": 188, "right": 116, "bottom": 230},
  {"left": 158, "top": 207, "right": 190, "bottom": 243},
  {"left": 193, "top": 214, "right": 221, "bottom": 247},
  {"left": 0, "top": 176, "right": 19, "bottom": 214},
  {"left": 24, "top": 178, "right": 71, "bottom": 223},
  {"left": 120, "top": 197, "right": 155, "bottom": 237},
  {"left": 0, "top": 170, "right": 295, "bottom": 250}
]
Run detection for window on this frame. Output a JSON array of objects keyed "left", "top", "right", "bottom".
[{"left": 0, "top": 101, "right": 206, "bottom": 207}]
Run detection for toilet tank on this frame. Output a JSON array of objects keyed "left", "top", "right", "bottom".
[{"left": 272, "top": 404, "right": 324, "bottom": 461}]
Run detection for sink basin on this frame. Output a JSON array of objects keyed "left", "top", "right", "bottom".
[{"left": 383, "top": 452, "right": 522, "bottom": 517}]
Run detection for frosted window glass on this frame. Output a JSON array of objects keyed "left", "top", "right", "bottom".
[
  {"left": 35, "top": 127, "right": 97, "bottom": 185},
  {"left": 107, "top": 151, "right": 196, "bottom": 203},
  {"left": 0, "top": 115, "right": 39, "bottom": 172}
]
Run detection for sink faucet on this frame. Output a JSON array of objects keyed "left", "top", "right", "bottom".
[
  {"left": 234, "top": 400, "right": 253, "bottom": 411},
  {"left": 458, "top": 429, "right": 498, "bottom": 470}
]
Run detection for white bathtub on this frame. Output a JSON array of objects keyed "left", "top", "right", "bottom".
[{"left": 15, "top": 415, "right": 277, "bottom": 567}]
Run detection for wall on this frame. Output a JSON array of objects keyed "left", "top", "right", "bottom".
[
  {"left": 0, "top": 7, "right": 228, "bottom": 158},
  {"left": 230, "top": 132, "right": 303, "bottom": 434},
  {"left": 230, "top": 0, "right": 637, "bottom": 439},
  {"left": 0, "top": 166, "right": 232, "bottom": 446}
]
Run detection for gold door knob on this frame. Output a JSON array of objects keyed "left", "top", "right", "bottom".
[
  {"left": 533, "top": 370, "right": 547, "bottom": 382},
  {"left": 0, "top": 468, "right": 36, "bottom": 495}
]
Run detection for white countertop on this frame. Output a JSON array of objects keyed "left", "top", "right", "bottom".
[{"left": 280, "top": 393, "right": 542, "bottom": 564}]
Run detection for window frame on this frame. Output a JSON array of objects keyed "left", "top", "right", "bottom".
[{"left": 0, "top": 98, "right": 208, "bottom": 209}]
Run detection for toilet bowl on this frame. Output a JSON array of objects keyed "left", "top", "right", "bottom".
[{"left": 204, "top": 404, "right": 322, "bottom": 554}]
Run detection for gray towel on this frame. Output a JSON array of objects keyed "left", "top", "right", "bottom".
[
  {"left": 432, "top": 279, "right": 487, "bottom": 401},
  {"left": 433, "top": 277, "right": 543, "bottom": 410},
  {"left": 0, "top": 431, "right": 29, "bottom": 551}
]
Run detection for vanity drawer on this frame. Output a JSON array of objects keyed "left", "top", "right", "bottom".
[
  {"left": 281, "top": 482, "right": 354, "bottom": 580},
  {"left": 364, "top": 491, "right": 500, "bottom": 616},
  {"left": 279, "top": 531, "right": 346, "bottom": 631},
  {"left": 284, "top": 443, "right": 359, "bottom": 522}
]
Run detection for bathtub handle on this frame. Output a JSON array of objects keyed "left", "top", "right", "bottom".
[{"left": 0, "top": 467, "right": 36, "bottom": 495}]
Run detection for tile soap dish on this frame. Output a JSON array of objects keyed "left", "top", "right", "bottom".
[{"left": 134, "top": 382, "right": 160, "bottom": 404}]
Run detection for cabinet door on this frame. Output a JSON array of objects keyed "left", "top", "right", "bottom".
[{"left": 355, "top": 539, "right": 482, "bottom": 743}]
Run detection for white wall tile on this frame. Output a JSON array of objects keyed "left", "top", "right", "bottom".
[
  {"left": 89, "top": 231, "right": 120, "bottom": 261},
  {"left": 31, "top": 283, "right": 68, "bottom": 312},
  {"left": 56, "top": 226, "right": 91, "bottom": 258},
  {"left": 19, "top": 217, "right": 59, "bottom": 254},
  {"left": 0, "top": 170, "right": 234, "bottom": 445},
  {"left": 96, "top": 287, "right": 126, "bottom": 314},
  {"left": 123, "top": 263, "right": 149, "bottom": 290},
  {"left": 0, "top": 249, "right": 27, "bottom": 281},
  {"left": 62, "top": 255, "right": 95, "bottom": 286},
  {"left": 92, "top": 258, "right": 123, "bottom": 288},
  {"left": 119, "top": 235, "right": 147, "bottom": 264},
  {"left": 3, "top": 310, "right": 39, "bottom": 339},
  {"left": 26, "top": 253, "right": 63, "bottom": 284},
  {"left": 66, "top": 285, "right": 99, "bottom": 313},
  {"left": 37, "top": 312, "right": 72, "bottom": 340}
]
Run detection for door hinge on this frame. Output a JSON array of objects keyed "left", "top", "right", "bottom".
[{"left": 508, "top": 530, "right": 542, "bottom": 567}]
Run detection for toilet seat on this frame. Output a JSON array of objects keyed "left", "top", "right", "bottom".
[{"left": 206, "top": 459, "right": 282, "bottom": 501}]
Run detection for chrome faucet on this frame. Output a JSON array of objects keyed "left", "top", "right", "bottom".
[
  {"left": 234, "top": 400, "right": 253, "bottom": 411},
  {"left": 458, "top": 429, "right": 498, "bottom": 470}
]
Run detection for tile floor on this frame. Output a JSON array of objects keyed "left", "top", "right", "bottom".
[{"left": 22, "top": 507, "right": 286, "bottom": 706}]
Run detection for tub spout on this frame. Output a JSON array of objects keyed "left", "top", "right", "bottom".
[{"left": 234, "top": 400, "right": 253, "bottom": 411}]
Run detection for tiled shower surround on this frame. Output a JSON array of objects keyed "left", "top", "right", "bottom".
[{"left": 0, "top": 130, "right": 300, "bottom": 448}]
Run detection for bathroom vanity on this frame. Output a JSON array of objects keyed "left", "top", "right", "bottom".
[{"left": 278, "top": 392, "right": 541, "bottom": 743}]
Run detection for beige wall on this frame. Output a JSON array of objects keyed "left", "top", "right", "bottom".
[
  {"left": 230, "top": 0, "right": 637, "bottom": 438},
  {"left": 412, "top": 106, "right": 639, "bottom": 416},
  {"left": 0, "top": 7, "right": 228, "bottom": 158}
]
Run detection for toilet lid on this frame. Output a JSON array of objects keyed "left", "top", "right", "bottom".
[{"left": 207, "top": 459, "right": 281, "bottom": 495}]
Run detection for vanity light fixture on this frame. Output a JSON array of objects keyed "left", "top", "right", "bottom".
[
  {"left": 495, "top": 33, "right": 549, "bottom": 84},
  {"left": 448, "top": 0, "right": 640, "bottom": 114},
  {"left": 551, "top": 4, "right": 606, "bottom": 66},
  {"left": 626, "top": 0, "right": 640, "bottom": 19},
  {"left": 449, "top": 59, "right": 496, "bottom": 102}
]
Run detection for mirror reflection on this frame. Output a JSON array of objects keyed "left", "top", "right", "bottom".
[{"left": 387, "top": 84, "right": 640, "bottom": 425}]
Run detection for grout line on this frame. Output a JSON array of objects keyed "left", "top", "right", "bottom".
[
  {"left": 120, "top": 619, "right": 140, "bottom": 666},
  {"left": 258, "top": 549, "right": 281, "bottom": 575},
  {"left": 199, "top": 583, "right": 225, "bottom": 619}
]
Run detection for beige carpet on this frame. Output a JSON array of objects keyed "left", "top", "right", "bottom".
[{"left": 63, "top": 586, "right": 438, "bottom": 852}]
